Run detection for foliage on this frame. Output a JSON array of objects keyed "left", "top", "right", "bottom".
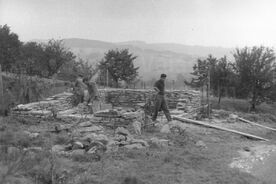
[
  {"left": 190, "top": 46, "right": 276, "bottom": 110},
  {"left": 189, "top": 57, "right": 210, "bottom": 88},
  {"left": 57, "top": 58, "right": 97, "bottom": 82},
  {"left": 98, "top": 49, "right": 139, "bottom": 87},
  {"left": 233, "top": 46, "right": 276, "bottom": 110},
  {"left": 0, "top": 24, "right": 22, "bottom": 71},
  {"left": 0, "top": 25, "right": 77, "bottom": 78},
  {"left": 16, "top": 42, "right": 45, "bottom": 76},
  {"left": 43, "top": 39, "right": 76, "bottom": 77}
]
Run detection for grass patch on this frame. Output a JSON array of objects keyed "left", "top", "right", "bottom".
[
  {"left": 211, "top": 96, "right": 276, "bottom": 115},
  {"left": 53, "top": 134, "right": 71, "bottom": 145}
]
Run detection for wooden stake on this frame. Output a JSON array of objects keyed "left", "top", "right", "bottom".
[
  {"left": 238, "top": 117, "right": 276, "bottom": 131},
  {"left": 173, "top": 116, "right": 269, "bottom": 141},
  {"left": 0, "top": 65, "right": 4, "bottom": 115},
  {"left": 207, "top": 66, "right": 211, "bottom": 117}
]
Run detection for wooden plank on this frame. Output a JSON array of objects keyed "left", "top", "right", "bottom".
[
  {"left": 173, "top": 116, "right": 269, "bottom": 141},
  {"left": 238, "top": 117, "right": 276, "bottom": 131}
]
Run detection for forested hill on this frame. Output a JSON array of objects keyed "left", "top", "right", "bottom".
[{"left": 60, "top": 38, "right": 232, "bottom": 81}]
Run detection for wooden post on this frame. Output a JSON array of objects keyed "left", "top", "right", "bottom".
[
  {"left": 106, "top": 68, "right": 109, "bottom": 88},
  {"left": 0, "top": 65, "right": 4, "bottom": 115},
  {"left": 172, "top": 80, "right": 175, "bottom": 90},
  {"left": 207, "top": 66, "right": 211, "bottom": 118}
]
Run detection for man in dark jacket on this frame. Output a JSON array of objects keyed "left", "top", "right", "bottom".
[{"left": 152, "top": 74, "right": 172, "bottom": 122}]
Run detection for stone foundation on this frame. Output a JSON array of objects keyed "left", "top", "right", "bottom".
[
  {"left": 100, "top": 88, "right": 200, "bottom": 112},
  {"left": 11, "top": 88, "right": 200, "bottom": 119}
]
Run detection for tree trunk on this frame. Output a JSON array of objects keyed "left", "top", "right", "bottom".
[
  {"left": 207, "top": 68, "right": 211, "bottom": 118},
  {"left": 218, "top": 91, "right": 222, "bottom": 106},
  {"left": 115, "top": 79, "right": 119, "bottom": 88},
  {"left": 0, "top": 65, "right": 4, "bottom": 115},
  {"left": 251, "top": 83, "right": 257, "bottom": 111},
  {"left": 217, "top": 82, "right": 221, "bottom": 105}
]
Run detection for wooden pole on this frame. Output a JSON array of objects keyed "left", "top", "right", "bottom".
[
  {"left": 106, "top": 68, "right": 109, "bottom": 88},
  {"left": 0, "top": 65, "right": 4, "bottom": 115},
  {"left": 173, "top": 116, "right": 269, "bottom": 141},
  {"left": 238, "top": 117, "right": 276, "bottom": 131},
  {"left": 207, "top": 66, "right": 211, "bottom": 118}
]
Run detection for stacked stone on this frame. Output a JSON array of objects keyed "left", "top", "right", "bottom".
[
  {"left": 100, "top": 89, "right": 152, "bottom": 107},
  {"left": 92, "top": 109, "right": 138, "bottom": 128},
  {"left": 11, "top": 89, "right": 201, "bottom": 119},
  {"left": 11, "top": 92, "right": 74, "bottom": 118},
  {"left": 100, "top": 89, "right": 200, "bottom": 113}
]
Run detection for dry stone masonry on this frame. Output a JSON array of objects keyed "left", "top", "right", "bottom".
[
  {"left": 10, "top": 88, "right": 200, "bottom": 154},
  {"left": 101, "top": 88, "right": 200, "bottom": 112},
  {"left": 12, "top": 89, "right": 201, "bottom": 119}
]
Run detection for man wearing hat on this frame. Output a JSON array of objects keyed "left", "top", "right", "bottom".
[{"left": 152, "top": 73, "right": 172, "bottom": 122}]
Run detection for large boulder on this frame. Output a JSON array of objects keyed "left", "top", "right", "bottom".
[
  {"left": 70, "top": 149, "right": 85, "bottom": 156},
  {"left": 115, "top": 127, "right": 131, "bottom": 136},
  {"left": 80, "top": 133, "right": 109, "bottom": 145},
  {"left": 72, "top": 141, "right": 84, "bottom": 150},
  {"left": 77, "top": 125, "right": 103, "bottom": 133},
  {"left": 132, "top": 121, "right": 142, "bottom": 135},
  {"left": 79, "top": 121, "right": 93, "bottom": 127},
  {"left": 23, "top": 131, "right": 39, "bottom": 139},
  {"left": 160, "top": 124, "right": 171, "bottom": 134},
  {"left": 124, "top": 143, "right": 145, "bottom": 149},
  {"left": 227, "top": 114, "right": 239, "bottom": 123},
  {"left": 195, "top": 140, "right": 207, "bottom": 148},
  {"left": 52, "top": 145, "right": 66, "bottom": 153},
  {"left": 87, "top": 141, "right": 107, "bottom": 154},
  {"left": 150, "top": 137, "right": 169, "bottom": 148},
  {"left": 131, "top": 139, "right": 149, "bottom": 147}
]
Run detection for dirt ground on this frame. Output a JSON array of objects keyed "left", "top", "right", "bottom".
[{"left": 1, "top": 110, "right": 275, "bottom": 184}]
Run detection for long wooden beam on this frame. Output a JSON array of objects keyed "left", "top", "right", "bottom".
[
  {"left": 238, "top": 117, "right": 276, "bottom": 131},
  {"left": 173, "top": 116, "right": 269, "bottom": 141}
]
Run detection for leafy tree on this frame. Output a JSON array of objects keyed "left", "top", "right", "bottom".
[
  {"left": 16, "top": 42, "right": 45, "bottom": 76},
  {"left": 189, "top": 58, "right": 209, "bottom": 88},
  {"left": 189, "top": 55, "right": 217, "bottom": 88},
  {"left": 14, "top": 40, "right": 76, "bottom": 78},
  {"left": 98, "top": 49, "right": 139, "bottom": 87},
  {"left": 233, "top": 46, "right": 276, "bottom": 110},
  {"left": 189, "top": 55, "right": 236, "bottom": 104},
  {"left": 213, "top": 56, "right": 234, "bottom": 104},
  {"left": 0, "top": 24, "right": 22, "bottom": 71},
  {"left": 57, "top": 58, "right": 96, "bottom": 82},
  {"left": 43, "top": 39, "right": 76, "bottom": 77}
]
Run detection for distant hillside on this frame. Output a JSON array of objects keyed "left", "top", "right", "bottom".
[
  {"left": 34, "top": 38, "right": 233, "bottom": 81},
  {"left": 117, "top": 41, "right": 232, "bottom": 58}
]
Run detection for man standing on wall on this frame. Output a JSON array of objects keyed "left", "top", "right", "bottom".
[{"left": 152, "top": 74, "right": 172, "bottom": 123}]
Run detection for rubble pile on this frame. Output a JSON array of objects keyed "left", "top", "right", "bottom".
[{"left": 51, "top": 125, "right": 149, "bottom": 156}]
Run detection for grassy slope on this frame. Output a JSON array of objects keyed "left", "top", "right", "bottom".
[{"left": 0, "top": 115, "right": 267, "bottom": 184}]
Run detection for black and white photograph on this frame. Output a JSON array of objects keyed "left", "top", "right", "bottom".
[{"left": 1, "top": 0, "right": 276, "bottom": 183}]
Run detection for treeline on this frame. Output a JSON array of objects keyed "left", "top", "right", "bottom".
[
  {"left": 190, "top": 47, "right": 276, "bottom": 110},
  {"left": 0, "top": 24, "right": 95, "bottom": 81},
  {"left": 0, "top": 25, "right": 140, "bottom": 87}
]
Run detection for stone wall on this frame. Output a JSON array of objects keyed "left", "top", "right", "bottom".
[
  {"left": 11, "top": 89, "right": 201, "bottom": 119},
  {"left": 99, "top": 89, "right": 200, "bottom": 113}
]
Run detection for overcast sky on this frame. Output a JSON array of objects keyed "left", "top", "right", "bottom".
[{"left": 1, "top": 0, "right": 276, "bottom": 47}]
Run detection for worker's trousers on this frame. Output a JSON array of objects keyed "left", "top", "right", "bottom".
[{"left": 152, "top": 94, "right": 172, "bottom": 122}]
